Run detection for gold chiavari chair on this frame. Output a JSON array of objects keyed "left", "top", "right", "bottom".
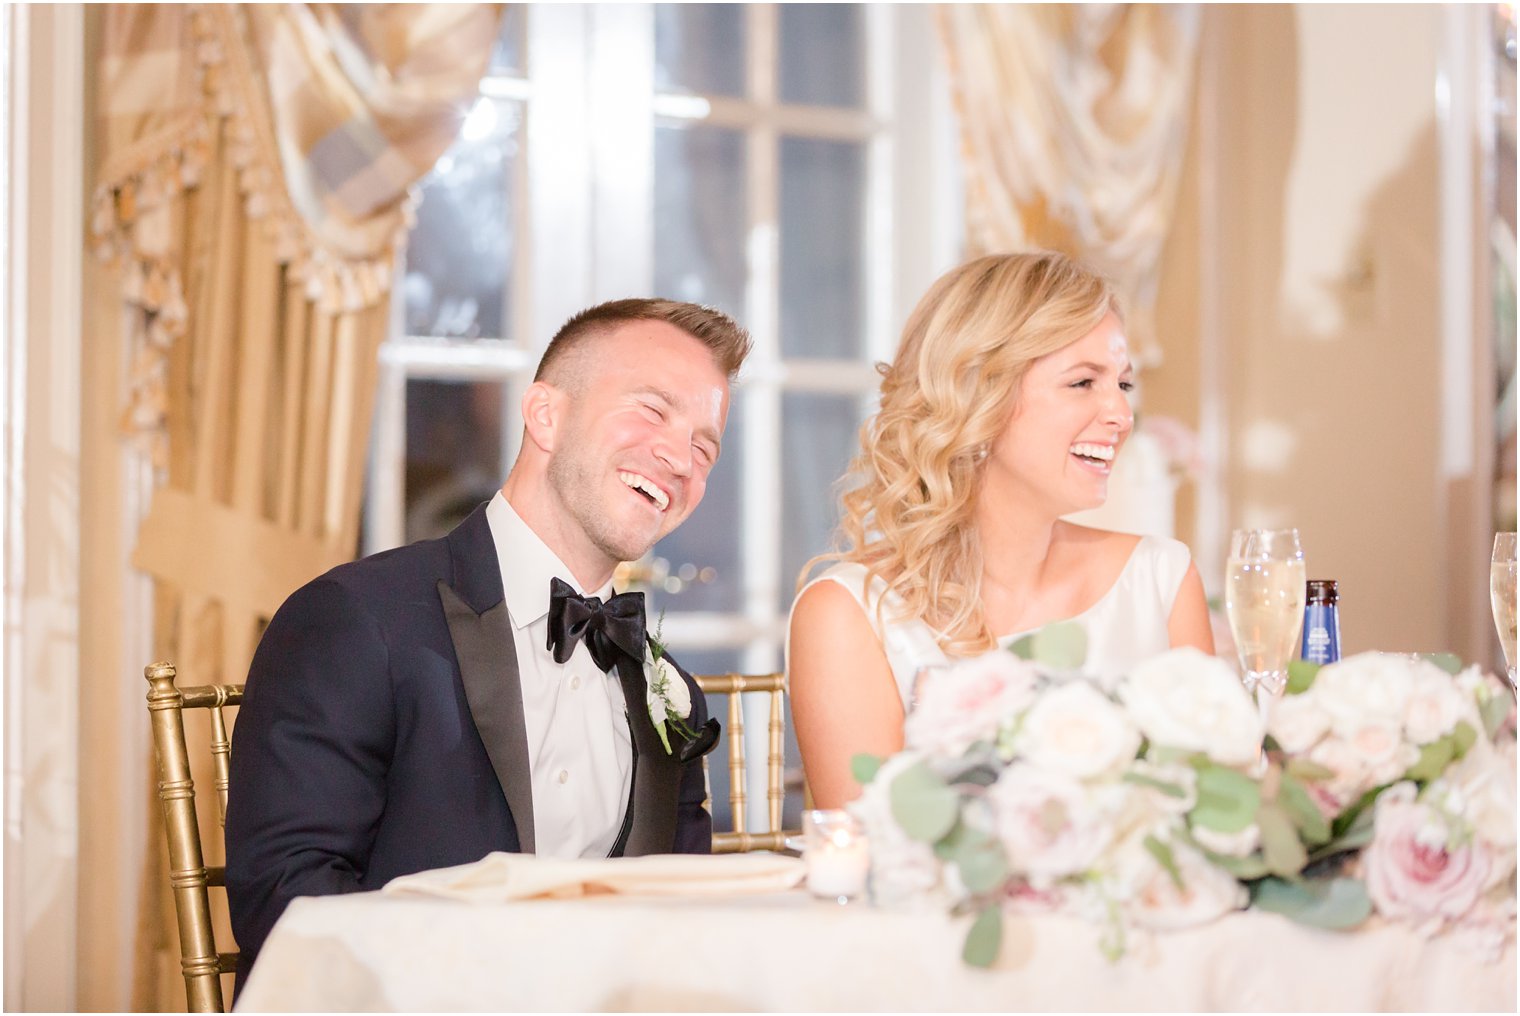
[
  {"left": 145, "top": 661, "right": 242, "bottom": 1013},
  {"left": 692, "top": 672, "right": 802, "bottom": 853}
]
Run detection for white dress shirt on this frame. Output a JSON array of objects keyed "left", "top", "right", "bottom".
[{"left": 485, "top": 493, "right": 633, "bottom": 858}]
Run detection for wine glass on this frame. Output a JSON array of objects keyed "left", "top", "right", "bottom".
[
  {"left": 1224, "top": 528, "right": 1307, "bottom": 697},
  {"left": 1491, "top": 532, "right": 1517, "bottom": 689}
]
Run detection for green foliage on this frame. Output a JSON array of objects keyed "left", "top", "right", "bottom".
[
  {"left": 1276, "top": 772, "right": 1331, "bottom": 847},
  {"left": 1030, "top": 621, "right": 1089, "bottom": 669},
  {"left": 1480, "top": 692, "right": 1513, "bottom": 739},
  {"left": 1191, "top": 765, "right": 1261, "bottom": 833},
  {"left": 1251, "top": 876, "right": 1372, "bottom": 930},
  {"left": 962, "top": 906, "right": 1003, "bottom": 968},
  {"left": 934, "top": 821, "right": 1009, "bottom": 894},
  {"left": 1451, "top": 720, "right": 1477, "bottom": 758},
  {"left": 1143, "top": 834, "right": 1184, "bottom": 891},
  {"left": 1257, "top": 802, "right": 1309, "bottom": 877},
  {"left": 1405, "top": 736, "right": 1456, "bottom": 783},
  {"left": 1284, "top": 756, "right": 1335, "bottom": 782},
  {"left": 1285, "top": 659, "right": 1321, "bottom": 695},
  {"left": 888, "top": 760, "right": 959, "bottom": 842},
  {"left": 1420, "top": 652, "right": 1463, "bottom": 675},
  {"left": 1122, "top": 771, "right": 1188, "bottom": 799},
  {"left": 851, "top": 753, "right": 883, "bottom": 786}
]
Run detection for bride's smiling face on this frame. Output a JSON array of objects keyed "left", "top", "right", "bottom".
[{"left": 983, "top": 311, "right": 1135, "bottom": 517}]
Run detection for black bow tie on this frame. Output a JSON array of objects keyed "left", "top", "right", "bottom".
[{"left": 546, "top": 577, "right": 647, "bottom": 673}]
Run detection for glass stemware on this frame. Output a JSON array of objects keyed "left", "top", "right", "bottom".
[
  {"left": 1224, "top": 528, "right": 1307, "bottom": 697},
  {"left": 1490, "top": 532, "right": 1517, "bottom": 689}
]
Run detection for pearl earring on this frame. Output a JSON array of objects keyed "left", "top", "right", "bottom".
[{"left": 974, "top": 445, "right": 988, "bottom": 461}]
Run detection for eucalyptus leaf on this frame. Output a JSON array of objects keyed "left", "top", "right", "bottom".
[
  {"left": 1205, "top": 850, "right": 1271, "bottom": 880},
  {"left": 1480, "top": 693, "right": 1512, "bottom": 739},
  {"left": 1284, "top": 756, "right": 1336, "bottom": 782},
  {"left": 1404, "top": 736, "right": 1455, "bottom": 783},
  {"left": 1123, "top": 771, "right": 1188, "bottom": 799},
  {"left": 1327, "top": 800, "right": 1377, "bottom": 852},
  {"left": 1420, "top": 652, "right": 1463, "bottom": 675},
  {"left": 1277, "top": 772, "right": 1331, "bottom": 846},
  {"left": 1191, "top": 765, "right": 1261, "bottom": 833},
  {"left": 1007, "top": 635, "right": 1035, "bottom": 660},
  {"left": 1251, "top": 876, "right": 1372, "bottom": 930},
  {"left": 962, "top": 906, "right": 1003, "bottom": 968},
  {"left": 1285, "top": 659, "right": 1321, "bottom": 695},
  {"left": 888, "top": 760, "right": 959, "bottom": 842},
  {"left": 1451, "top": 720, "right": 1477, "bottom": 758},
  {"left": 935, "top": 823, "right": 1010, "bottom": 894},
  {"left": 1030, "top": 621, "right": 1089, "bottom": 669},
  {"left": 1143, "top": 834, "right": 1185, "bottom": 891},
  {"left": 851, "top": 753, "right": 883, "bottom": 786},
  {"left": 1257, "top": 802, "right": 1309, "bottom": 877}
]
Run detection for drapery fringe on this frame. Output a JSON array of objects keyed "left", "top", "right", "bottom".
[{"left": 91, "top": 4, "right": 413, "bottom": 453}]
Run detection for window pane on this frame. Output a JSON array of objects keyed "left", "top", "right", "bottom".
[
  {"left": 647, "top": 395, "right": 746, "bottom": 614},
  {"left": 779, "top": 392, "right": 865, "bottom": 614},
  {"left": 488, "top": 5, "right": 526, "bottom": 76},
  {"left": 404, "top": 380, "right": 506, "bottom": 543},
  {"left": 403, "top": 99, "right": 520, "bottom": 340},
  {"left": 654, "top": 125, "right": 747, "bottom": 318},
  {"left": 778, "top": 4, "right": 864, "bottom": 108},
  {"left": 655, "top": 3, "right": 746, "bottom": 97},
  {"left": 779, "top": 137, "right": 866, "bottom": 358}
]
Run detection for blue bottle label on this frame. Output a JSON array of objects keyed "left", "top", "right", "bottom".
[{"left": 1300, "top": 603, "right": 1340, "bottom": 664}]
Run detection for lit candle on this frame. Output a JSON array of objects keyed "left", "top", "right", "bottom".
[{"left": 803, "top": 810, "right": 870, "bottom": 902}]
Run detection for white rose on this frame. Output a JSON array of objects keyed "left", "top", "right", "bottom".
[
  {"left": 1341, "top": 716, "right": 1421, "bottom": 787},
  {"left": 904, "top": 650, "right": 1039, "bottom": 755},
  {"left": 1119, "top": 648, "right": 1264, "bottom": 767},
  {"left": 989, "top": 763, "right": 1116, "bottom": 886},
  {"left": 1403, "top": 666, "right": 1477, "bottom": 745},
  {"left": 645, "top": 654, "right": 690, "bottom": 725},
  {"left": 1310, "top": 652, "right": 1418, "bottom": 733},
  {"left": 1114, "top": 833, "right": 1247, "bottom": 930},
  {"left": 1267, "top": 692, "right": 1332, "bottom": 753},
  {"left": 1016, "top": 680, "right": 1140, "bottom": 780},
  {"left": 1429, "top": 737, "right": 1518, "bottom": 884}
]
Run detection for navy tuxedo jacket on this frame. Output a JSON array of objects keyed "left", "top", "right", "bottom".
[{"left": 225, "top": 503, "right": 712, "bottom": 985}]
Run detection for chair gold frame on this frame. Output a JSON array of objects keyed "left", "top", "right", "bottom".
[
  {"left": 145, "top": 661, "right": 243, "bottom": 1013},
  {"left": 692, "top": 672, "right": 800, "bottom": 852}
]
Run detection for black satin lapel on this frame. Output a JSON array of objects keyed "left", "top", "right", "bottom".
[
  {"left": 439, "top": 581, "right": 535, "bottom": 855},
  {"left": 613, "top": 652, "right": 680, "bottom": 855}
]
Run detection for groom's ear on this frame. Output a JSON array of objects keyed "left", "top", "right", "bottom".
[{"left": 520, "top": 381, "right": 565, "bottom": 453}]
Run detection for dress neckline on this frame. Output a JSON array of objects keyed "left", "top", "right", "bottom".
[{"left": 995, "top": 535, "right": 1148, "bottom": 644}]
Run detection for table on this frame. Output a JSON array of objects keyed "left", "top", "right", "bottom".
[{"left": 235, "top": 888, "right": 1516, "bottom": 1011}]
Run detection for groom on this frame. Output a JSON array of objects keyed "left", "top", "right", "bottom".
[{"left": 225, "top": 298, "right": 751, "bottom": 985}]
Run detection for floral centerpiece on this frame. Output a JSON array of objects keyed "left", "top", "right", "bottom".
[{"left": 849, "top": 624, "right": 1517, "bottom": 966}]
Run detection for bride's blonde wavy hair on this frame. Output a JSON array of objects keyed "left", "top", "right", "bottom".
[{"left": 803, "top": 251, "right": 1119, "bottom": 657}]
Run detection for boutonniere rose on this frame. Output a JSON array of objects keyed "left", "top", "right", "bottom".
[{"left": 645, "top": 647, "right": 692, "bottom": 751}]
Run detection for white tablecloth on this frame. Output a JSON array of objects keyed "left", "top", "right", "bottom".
[{"left": 235, "top": 888, "right": 1516, "bottom": 1012}]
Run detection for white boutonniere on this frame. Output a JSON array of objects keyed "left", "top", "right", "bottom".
[{"left": 644, "top": 612, "right": 695, "bottom": 755}]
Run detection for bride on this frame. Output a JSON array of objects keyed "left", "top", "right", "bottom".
[{"left": 788, "top": 251, "right": 1214, "bottom": 808}]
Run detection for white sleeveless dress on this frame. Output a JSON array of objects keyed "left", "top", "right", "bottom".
[{"left": 788, "top": 535, "right": 1194, "bottom": 709}]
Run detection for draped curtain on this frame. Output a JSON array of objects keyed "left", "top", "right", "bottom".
[
  {"left": 91, "top": 4, "right": 502, "bottom": 1004},
  {"left": 936, "top": 4, "right": 1201, "bottom": 366}
]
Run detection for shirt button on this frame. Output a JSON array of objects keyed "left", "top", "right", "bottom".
[
  {"left": 558, "top": 769, "right": 569, "bottom": 784},
  {"left": 570, "top": 675, "right": 581, "bottom": 691}
]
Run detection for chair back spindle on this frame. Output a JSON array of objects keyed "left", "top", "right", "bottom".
[
  {"left": 693, "top": 672, "right": 798, "bottom": 853},
  {"left": 145, "top": 661, "right": 243, "bottom": 1012}
]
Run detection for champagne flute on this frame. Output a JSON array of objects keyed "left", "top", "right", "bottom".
[
  {"left": 1224, "top": 528, "right": 1307, "bottom": 697},
  {"left": 1491, "top": 532, "right": 1517, "bottom": 689}
]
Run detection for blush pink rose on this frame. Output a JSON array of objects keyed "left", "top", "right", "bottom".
[{"left": 1364, "top": 782, "right": 1494, "bottom": 928}]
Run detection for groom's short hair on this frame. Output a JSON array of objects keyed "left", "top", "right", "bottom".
[{"left": 535, "top": 298, "right": 751, "bottom": 389}]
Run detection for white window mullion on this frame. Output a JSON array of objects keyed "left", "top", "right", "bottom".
[
  {"left": 589, "top": 3, "right": 654, "bottom": 301},
  {"left": 742, "top": 3, "right": 782, "bottom": 683}
]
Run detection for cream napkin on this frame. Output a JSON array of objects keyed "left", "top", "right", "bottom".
[{"left": 382, "top": 851, "right": 806, "bottom": 903}]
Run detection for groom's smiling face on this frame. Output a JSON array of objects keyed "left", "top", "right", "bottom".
[{"left": 544, "top": 321, "right": 730, "bottom": 570}]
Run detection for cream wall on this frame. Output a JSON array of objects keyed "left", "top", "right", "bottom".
[{"left": 1152, "top": 4, "right": 1494, "bottom": 661}]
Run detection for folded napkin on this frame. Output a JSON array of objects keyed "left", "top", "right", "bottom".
[{"left": 382, "top": 851, "right": 806, "bottom": 903}]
